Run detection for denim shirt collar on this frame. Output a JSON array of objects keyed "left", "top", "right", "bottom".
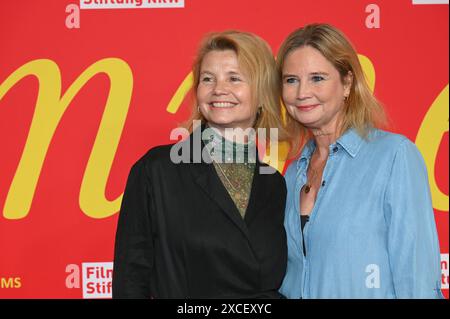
[{"left": 296, "top": 128, "right": 366, "bottom": 170}]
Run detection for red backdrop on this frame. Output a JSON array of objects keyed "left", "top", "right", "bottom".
[{"left": 0, "top": 0, "right": 448, "bottom": 298}]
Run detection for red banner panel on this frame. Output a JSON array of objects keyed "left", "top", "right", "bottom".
[{"left": 0, "top": 0, "right": 448, "bottom": 298}]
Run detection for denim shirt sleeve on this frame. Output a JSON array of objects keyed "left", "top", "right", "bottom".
[{"left": 384, "top": 138, "right": 444, "bottom": 298}]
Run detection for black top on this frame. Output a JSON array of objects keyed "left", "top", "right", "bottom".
[
  {"left": 300, "top": 215, "right": 309, "bottom": 256},
  {"left": 112, "top": 127, "right": 287, "bottom": 298}
]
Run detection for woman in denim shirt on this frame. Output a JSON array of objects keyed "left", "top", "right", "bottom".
[{"left": 277, "top": 23, "right": 443, "bottom": 298}]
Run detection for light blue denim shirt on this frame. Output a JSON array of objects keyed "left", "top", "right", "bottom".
[{"left": 280, "top": 128, "right": 443, "bottom": 299}]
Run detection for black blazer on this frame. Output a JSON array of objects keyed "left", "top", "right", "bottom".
[{"left": 112, "top": 129, "right": 287, "bottom": 298}]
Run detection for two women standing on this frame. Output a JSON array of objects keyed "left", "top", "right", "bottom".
[{"left": 113, "top": 24, "right": 443, "bottom": 299}]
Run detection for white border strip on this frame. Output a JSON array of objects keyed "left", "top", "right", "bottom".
[{"left": 412, "top": 0, "right": 448, "bottom": 4}]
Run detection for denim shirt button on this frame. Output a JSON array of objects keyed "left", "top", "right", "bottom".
[
  {"left": 322, "top": 180, "right": 326, "bottom": 187},
  {"left": 332, "top": 146, "right": 339, "bottom": 153}
]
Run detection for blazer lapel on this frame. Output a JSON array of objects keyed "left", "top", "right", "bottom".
[
  {"left": 186, "top": 127, "right": 250, "bottom": 239},
  {"left": 189, "top": 163, "right": 250, "bottom": 238},
  {"left": 244, "top": 159, "right": 269, "bottom": 225}
]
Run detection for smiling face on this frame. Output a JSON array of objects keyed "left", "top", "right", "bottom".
[
  {"left": 281, "top": 46, "right": 351, "bottom": 134},
  {"left": 196, "top": 50, "right": 256, "bottom": 133}
]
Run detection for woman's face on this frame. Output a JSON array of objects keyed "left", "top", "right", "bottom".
[
  {"left": 281, "top": 46, "right": 351, "bottom": 134},
  {"left": 197, "top": 50, "right": 256, "bottom": 132}
]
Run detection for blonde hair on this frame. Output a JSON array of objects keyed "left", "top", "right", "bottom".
[
  {"left": 184, "top": 30, "right": 288, "bottom": 142},
  {"left": 277, "top": 23, "right": 387, "bottom": 157}
]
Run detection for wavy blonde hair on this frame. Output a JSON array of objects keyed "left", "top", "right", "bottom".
[
  {"left": 277, "top": 23, "right": 387, "bottom": 157},
  {"left": 184, "top": 30, "right": 289, "bottom": 143}
]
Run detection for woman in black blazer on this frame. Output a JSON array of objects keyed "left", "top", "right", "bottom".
[{"left": 112, "top": 30, "right": 288, "bottom": 299}]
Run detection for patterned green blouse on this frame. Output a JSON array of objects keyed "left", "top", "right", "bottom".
[{"left": 205, "top": 128, "right": 256, "bottom": 218}]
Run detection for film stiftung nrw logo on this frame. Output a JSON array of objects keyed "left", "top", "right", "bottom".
[
  {"left": 82, "top": 262, "right": 113, "bottom": 298},
  {"left": 80, "top": 0, "right": 185, "bottom": 9},
  {"left": 65, "top": 262, "right": 114, "bottom": 298},
  {"left": 67, "top": 1, "right": 185, "bottom": 28}
]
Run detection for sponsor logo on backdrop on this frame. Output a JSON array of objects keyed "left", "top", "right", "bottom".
[
  {"left": 80, "top": 0, "right": 185, "bottom": 9},
  {"left": 67, "top": 1, "right": 185, "bottom": 28},
  {"left": 412, "top": 0, "right": 449, "bottom": 4},
  {"left": 65, "top": 262, "right": 113, "bottom": 298},
  {"left": 442, "top": 254, "right": 449, "bottom": 289},
  {"left": 0, "top": 277, "right": 21, "bottom": 289},
  {"left": 82, "top": 262, "right": 113, "bottom": 298}
]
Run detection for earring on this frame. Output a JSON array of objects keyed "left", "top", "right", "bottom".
[
  {"left": 257, "top": 106, "right": 263, "bottom": 117},
  {"left": 253, "top": 107, "right": 263, "bottom": 128}
]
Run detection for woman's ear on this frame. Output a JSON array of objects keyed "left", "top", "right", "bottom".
[{"left": 343, "top": 71, "right": 353, "bottom": 96}]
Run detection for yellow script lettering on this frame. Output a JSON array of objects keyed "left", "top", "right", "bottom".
[
  {"left": 415, "top": 85, "right": 449, "bottom": 211},
  {"left": 0, "top": 58, "right": 133, "bottom": 219}
]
